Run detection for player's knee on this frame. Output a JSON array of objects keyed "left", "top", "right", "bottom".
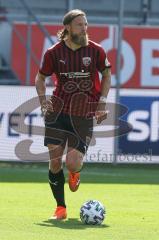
[
  {"left": 49, "top": 158, "right": 62, "bottom": 173},
  {"left": 66, "top": 149, "right": 84, "bottom": 172},
  {"left": 65, "top": 159, "right": 83, "bottom": 172}
]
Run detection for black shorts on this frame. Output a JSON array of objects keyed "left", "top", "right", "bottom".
[{"left": 44, "top": 112, "right": 93, "bottom": 154}]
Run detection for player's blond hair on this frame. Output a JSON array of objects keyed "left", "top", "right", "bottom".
[{"left": 57, "top": 9, "right": 86, "bottom": 41}]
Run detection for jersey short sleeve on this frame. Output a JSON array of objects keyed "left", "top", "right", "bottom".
[
  {"left": 97, "top": 46, "right": 111, "bottom": 72},
  {"left": 39, "top": 49, "right": 54, "bottom": 76}
]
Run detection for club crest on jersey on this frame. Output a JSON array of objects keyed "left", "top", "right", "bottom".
[{"left": 82, "top": 57, "right": 91, "bottom": 67}]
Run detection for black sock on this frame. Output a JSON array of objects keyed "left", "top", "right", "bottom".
[{"left": 48, "top": 169, "right": 66, "bottom": 208}]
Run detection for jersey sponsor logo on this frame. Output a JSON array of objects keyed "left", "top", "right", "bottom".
[
  {"left": 82, "top": 57, "right": 91, "bottom": 67},
  {"left": 60, "top": 72, "right": 90, "bottom": 79}
]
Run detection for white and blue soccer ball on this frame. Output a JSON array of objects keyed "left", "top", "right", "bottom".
[{"left": 80, "top": 200, "right": 106, "bottom": 225}]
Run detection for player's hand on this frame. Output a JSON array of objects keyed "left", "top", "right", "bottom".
[
  {"left": 41, "top": 99, "right": 54, "bottom": 117},
  {"left": 95, "top": 110, "right": 108, "bottom": 124}
]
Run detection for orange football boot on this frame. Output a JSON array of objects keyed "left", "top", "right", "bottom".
[
  {"left": 50, "top": 206, "right": 67, "bottom": 220},
  {"left": 68, "top": 172, "right": 80, "bottom": 192}
]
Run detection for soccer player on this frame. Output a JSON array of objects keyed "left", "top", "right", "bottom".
[{"left": 35, "top": 9, "right": 111, "bottom": 220}]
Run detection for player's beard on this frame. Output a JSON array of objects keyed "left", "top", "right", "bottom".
[{"left": 70, "top": 32, "right": 88, "bottom": 46}]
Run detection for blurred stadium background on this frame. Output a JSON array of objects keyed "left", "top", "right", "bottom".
[{"left": 0, "top": 0, "right": 159, "bottom": 163}]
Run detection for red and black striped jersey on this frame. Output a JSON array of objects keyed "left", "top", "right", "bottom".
[{"left": 39, "top": 40, "right": 111, "bottom": 117}]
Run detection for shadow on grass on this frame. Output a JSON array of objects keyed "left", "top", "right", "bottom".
[
  {"left": 35, "top": 218, "right": 109, "bottom": 229},
  {"left": 1, "top": 162, "right": 159, "bottom": 184}
]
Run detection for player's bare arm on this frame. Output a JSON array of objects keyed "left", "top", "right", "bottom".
[
  {"left": 100, "top": 67, "right": 111, "bottom": 97},
  {"left": 35, "top": 72, "right": 54, "bottom": 116},
  {"left": 95, "top": 67, "right": 111, "bottom": 124}
]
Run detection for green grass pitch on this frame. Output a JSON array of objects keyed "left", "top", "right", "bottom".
[{"left": 0, "top": 162, "right": 159, "bottom": 240}]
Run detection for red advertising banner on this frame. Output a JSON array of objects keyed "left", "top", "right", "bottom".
[{"left": 11, "top": 24, "right": 159, "bottom": 88}]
